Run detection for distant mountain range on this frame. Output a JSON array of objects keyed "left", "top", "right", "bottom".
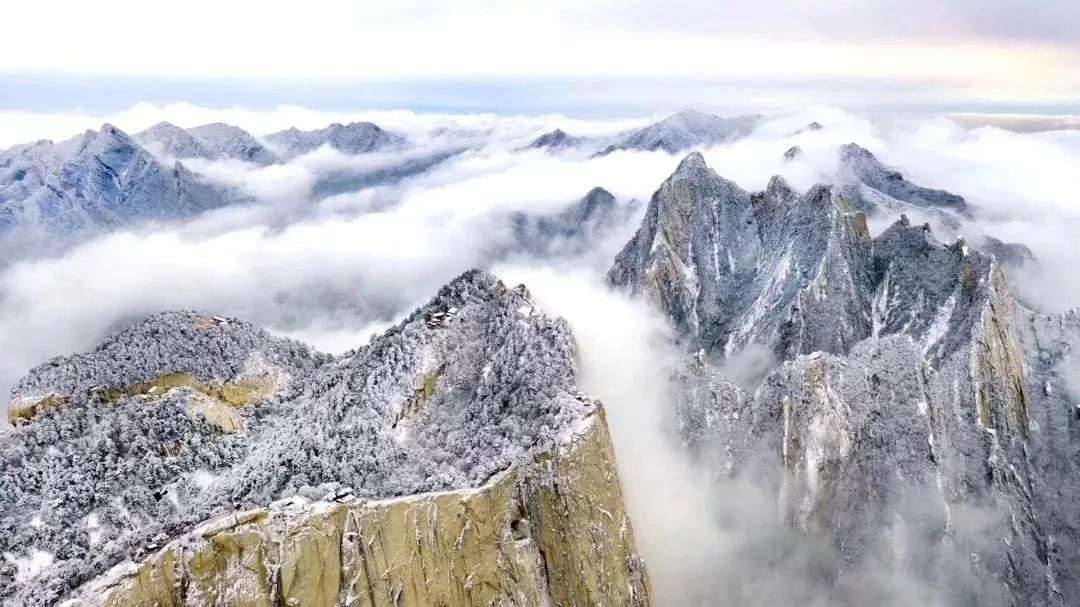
[
  {"left": 263, "top": 121, "right": 406, "bottom": 159},
  {"left": 0, "top": 110, "right": 1024, "bottom": 269},
  {"left": 137, "top": 122, "right": 279, "bottom": 165},
  {"left": 0, "top": 120, "right": 413, "bottom": 247},
  {"left": 0, "top": 124, "right": 246, "bottom": 242},
  {"left": 527, "top": 109, "right": 762, "bottom": 155}
]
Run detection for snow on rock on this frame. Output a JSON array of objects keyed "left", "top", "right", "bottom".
[
  {"left": 630, "top": 154, "right": 1080, "bottom": 605},
  {"left": 265, "top": 121, "right": 406, "bottom": 160},
  {"left": 0, "top": 269, "right": 651, "bottom": 606},
  {"left": 0, "top": 124, "right": 247, "bottom": 241},
  {"left": 597, "top": 109, "right": 761, "bottom": 155}
]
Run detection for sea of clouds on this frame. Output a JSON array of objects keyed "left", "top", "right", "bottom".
[{"left": 1, "top": 102, "right": 1078, "bottom": 604}]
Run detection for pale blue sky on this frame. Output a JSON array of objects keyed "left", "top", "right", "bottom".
[
  {"left": 1, "top": 1, "right": 1078, "bottom": 116},
  {"left": 2, "top": 75, "right": 1077, "bottom": 118}
]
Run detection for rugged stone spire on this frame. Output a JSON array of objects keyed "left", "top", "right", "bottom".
[{"left": 616, "top": 153, "right": 1080, "bottom": 604}]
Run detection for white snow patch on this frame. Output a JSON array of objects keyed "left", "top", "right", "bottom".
[
  {"left": 86, "top": 512, "right": 103, "bottom": 545},
  {"left": 922, "top": 292, "right": 957, "bottom": 355},
  {"left": 166, "top": 487, "right": 181, "bottom": 510},
  {"left": 3, "top": 549, "right": 55, "bottom": 583},
  {"left": 191, "top": 469, "right": 218, "bottom": 490},
  {"left": 872, "top": 265, "right": 893, "bottom": 337},
  {"left": 392, "top": 422, "right": 411, "bottom": 443},
  {"left": 558, "top": 410, "right": 597, "bottom": 444}
]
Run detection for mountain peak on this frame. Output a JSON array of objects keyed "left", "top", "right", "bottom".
[
  {"left": 265, "top": 121, "right": 404, "bottom": 159},
  {"left": 609, "top": 152, "right": 992, "bottom": 360},
  {"left": 839, "top": 141, "right": 875, "bottom": 161},
  {"left": 665, "top": 108, "right": 712, "bottom": 123},
  {"left": 143, "top": 121, "right": 184, "bottom": 132},
  {"left": 597, "top": 111, "right": 762, "bottom": 155},
  {"left": 79, "top": 124, "right": 134, "bottom": 153},
  {"left": 839, "top": 142, "right": 968, "bottom": 215},
  {"left": 764, "top": 174, "right": 797, "bottom": 203},
  {"left": 0, "top": 271, "right": 651, "bottom": 606},
  {"left": 527, "top": 128, "right": 584, "bottom": 151},
  {"left": 583, "top": 185, "right": 615, "bottom": 201},
  {"left": 673, "top": 150, "right": 709, "bottom": 175}
]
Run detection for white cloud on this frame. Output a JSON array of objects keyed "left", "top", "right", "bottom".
[{"left": 492, "top": 264, "right": 729, "bottom": 603}]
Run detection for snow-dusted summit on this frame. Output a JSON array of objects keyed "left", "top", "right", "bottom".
[
  {"left": 611, "top": 152, "right": 1080, "bottom": 605},
  {"left": 0, "top": 124, "right": 243, "bottom": 241},
  {"left": 0, "top": 270, "right": 650, "bottom": 607},
  {"left": 265, "top": 121, "right": 406, "bottom": 159},
  {"left": 598, "top": 109, "right": 761, "bottom": 155},
  {"left": 136, "top": 122, "right": 279, "bottom": 165}
]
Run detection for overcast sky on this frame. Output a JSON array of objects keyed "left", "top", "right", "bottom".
[{"left": 1, "top": 1, "right": 1078, "bottom": 115}]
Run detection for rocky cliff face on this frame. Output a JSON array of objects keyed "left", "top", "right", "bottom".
[
  {"left": 0, "top": 270, "right": 650, "bottom": 606},
  {"left": 609, "top": 152, "right": 876, "bottom": 360},
  {"left": 620, "top": 153, "right": 1080, "bottom": 605},
  {"left": 67, "top": 405, "right": 644, "bottom": 607}
]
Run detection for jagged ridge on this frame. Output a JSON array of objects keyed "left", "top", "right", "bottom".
[{"left": 615, "top": 152, "right": 1080, "bottom": 605}]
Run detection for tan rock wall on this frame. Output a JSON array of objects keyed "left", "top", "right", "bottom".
[{"left": 73, "top": 407, "right": 650, "bottom": 607}]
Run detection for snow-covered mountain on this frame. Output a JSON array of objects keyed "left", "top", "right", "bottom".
[
  {"left": 0, "top": 109, "right": 1075, "bottom": 606},
  {"left": 137, "top": 122, "right": 279, "bottom": 165},
  {"left": 0, "top": 124, "right": 245, "bottom": 241},
  {"left": 265, "top": 121, "right": 407, "bottom": 159},
  {"left": 505, "top": 186, "right": 641, "bottom": 257},
  {"left": 836, "top": 142, "right": 970, "bottom": 228},
  {"left": 0, "top": 138, "right": 79, "bottom": 231},
  {"left": 527, "top": 109, "right": 761, "bottom": 156},
  {"left": 598, "top": 109, "right": 761, "bottom": 155},
  {"left": 611, "top": 152, "right": 1080, "bottom": 605},
  {"left": 525, "top": 128, "right": 586, "bottom": 151},
  {"left": 0, "top": 119, "right": 415, "bottom": 246},
  {"left": 0, "top": 271, "right": 649, "bottom": 606}
]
